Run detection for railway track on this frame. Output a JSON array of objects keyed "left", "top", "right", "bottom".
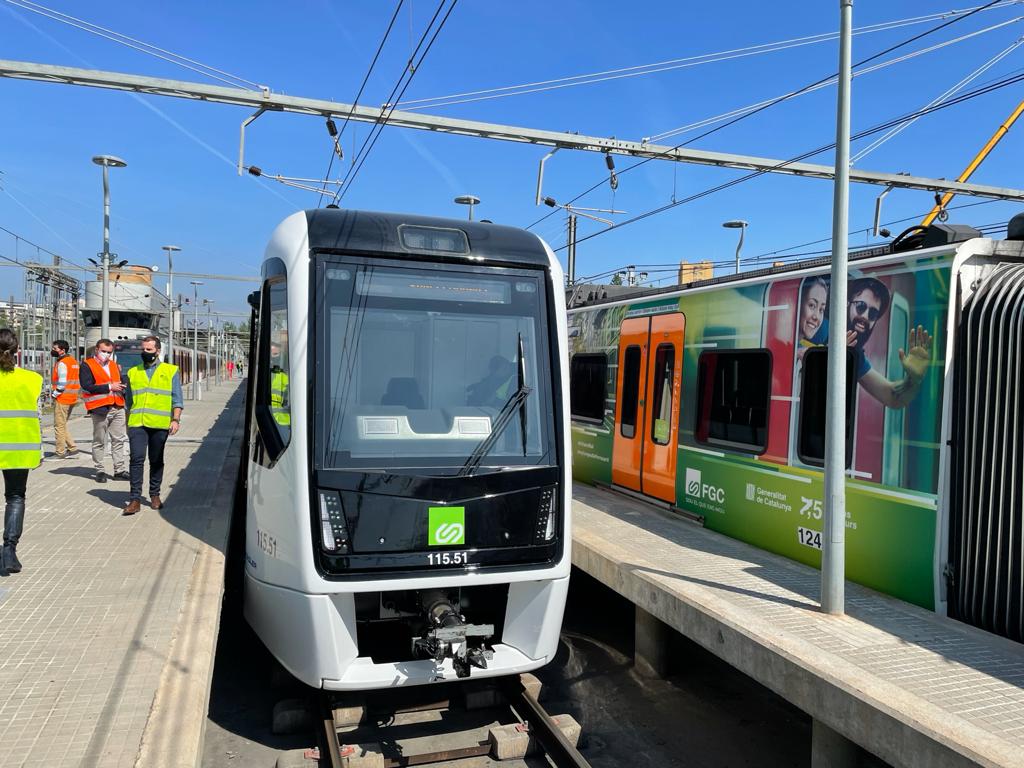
[{"left": 277, "top": 674, "right": 588, "bottom": 768}]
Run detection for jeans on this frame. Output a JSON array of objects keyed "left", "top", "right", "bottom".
[
  {"left": 53, "top": 401, "right": 78, "bottom": 455},
  {"left": 2, "top": 468, "right": 28, "bottom": 501},
  {"left": 128, "top": 426, "right": 169, "bottom": 501},
  {"left": 91, "top": 407, "right": 128, "bottom": 473}
]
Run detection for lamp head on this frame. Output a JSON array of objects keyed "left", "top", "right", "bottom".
[
  {"left": 92, "top": 155, "right": 127, "bottom": 168},
  {"left": 722, "top": 219, "right": 749, "bottom": 229}
]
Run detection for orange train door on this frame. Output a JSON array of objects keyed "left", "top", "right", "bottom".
[{"left": 611, "top": 312, "right": 685, "bottom": 502}]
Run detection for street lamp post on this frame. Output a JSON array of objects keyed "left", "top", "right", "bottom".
[
  {"left": 92, "top": 155, "right": 127, "bottom": 339},
  {"left": 722, "top": 220, "right": 749, "bottom": 274},
  {"left": 190, "top": 281, "right": 203, "bottom": 400},
  {"left": 161, "top": 245, "right": 181, "bottom": 365},
  {"left": 454, "top": 195, "right": 480, "bottom": 221}
]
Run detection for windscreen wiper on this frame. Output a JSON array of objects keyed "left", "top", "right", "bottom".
[
  {"left": 516, "top": 333, "right": 528, "bottom": 458},
  {"left": 459, "top": 334, "right": 532, "bottom": 477}
]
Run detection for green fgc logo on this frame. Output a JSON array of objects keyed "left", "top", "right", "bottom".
[{"left": 429, "top": 506, "right": 465, "bottom": 546}]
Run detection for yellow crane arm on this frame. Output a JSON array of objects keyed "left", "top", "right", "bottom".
[{"left": 922, "top": 98, "right": 1024, "bottom": 227}]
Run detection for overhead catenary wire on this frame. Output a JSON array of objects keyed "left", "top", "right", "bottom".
[
  {"left": 336, "top": 0, "right": 458, "bottom": 202},
  {"left": 851, "top": 33, "right": 1024, "bottom": 163},
  {"left": 3, "top": 0, "right": 265, "bottom": 90},
  {"left": 336, "top": 0, "right": 454, "bottom": 201},
  {"left": 394, "top": 1, "right": 1024, "bottom": 112},
  {"left": 534, "top": 41, "right": 1019, "bottom": 259},
  {"left": 569, "top": 197, "right": 1010, "bottom": 285},
  {"left": 649, "top": 15, "right": 1024, "bottom": 145},
  {"left": 748, "top": 198, "right": 1000, "bottom": 262},
  {"left": 526, "top": 0, "right": 1009, "bottom": 234},
  {"left": 317, "top": 0, "right": 406, "bottom": 207},
  {"left": 553, "top": 67, "right": 1024, "bottom": 255}
]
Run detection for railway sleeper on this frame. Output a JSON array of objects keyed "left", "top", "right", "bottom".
[{"left": 282, "top": 673, "right": 587, "bottom": 767}]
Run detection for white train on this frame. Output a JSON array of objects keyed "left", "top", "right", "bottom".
[{"left": 242, "top": 210, "right": 572, "bottom": 690}]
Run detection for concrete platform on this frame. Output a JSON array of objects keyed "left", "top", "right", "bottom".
[
  {"left": 0, "top": 380, "right": 244, "bottom": 768},
  {"left": 572, "top": 483, "right": 1024, "bottom": 768}
]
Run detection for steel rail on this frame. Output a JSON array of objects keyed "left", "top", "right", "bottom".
[{"left": 501, "top": 676, "right": 591, "bottom": 768}]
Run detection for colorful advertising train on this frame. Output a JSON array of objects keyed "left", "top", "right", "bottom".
[{"left": 567, "top": 221, "right": 1024, "bottom": 643}]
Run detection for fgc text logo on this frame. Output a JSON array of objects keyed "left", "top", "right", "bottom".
[{"left": 685, "top": 468, "right": 725, "bottom": 504}]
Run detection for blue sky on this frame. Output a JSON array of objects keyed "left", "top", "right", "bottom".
[{"left": 3, "top": 0, "right": 1024, "bottom": 316}]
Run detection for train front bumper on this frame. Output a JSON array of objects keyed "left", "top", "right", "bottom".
[{"left": 243, "top": 570, "right": 569, "bottom": 690}]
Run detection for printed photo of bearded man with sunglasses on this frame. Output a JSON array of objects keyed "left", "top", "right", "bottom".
[{"left": 807, "top": 276, "right": 933, "bottom": 409}]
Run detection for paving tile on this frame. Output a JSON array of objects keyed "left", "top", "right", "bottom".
[
  {"left": 573, "top": 482, "right": 1024, "bottom": 765},
  {"left": 0, "top": 382, "right": 242, "bottom": 768}
]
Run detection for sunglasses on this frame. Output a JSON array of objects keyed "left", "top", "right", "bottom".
[{"left": 849, "top": 300, "right": 881, "bottom": 322}]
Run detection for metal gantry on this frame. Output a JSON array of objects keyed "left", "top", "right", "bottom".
[
  {"left": 3, "top": 58, "right": 1024, "bottom": 201},
  {"left": 21, "top": 262, "right": 81, "bottom": 378}
]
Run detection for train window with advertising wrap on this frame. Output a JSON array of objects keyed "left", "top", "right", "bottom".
[
  {"left": 254, "top": 277, "right": 290, "bottom": 464},
  {"left": 797, "top": 348, "right": 856, "bottom": 467},
  {"left": 650, "top": 344, "right": 675, "bottom": 445},
  {"left": 570, "top": 354, "right": 607, "bottom": 422},
  {"left": 695, "top": 349, "right": 771, "bottom": 453}
]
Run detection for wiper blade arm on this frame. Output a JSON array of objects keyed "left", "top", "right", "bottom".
[
  {"left": 458, "top": 384, "right": 531, "bottom": 477},
  {"left": 517, "top": 332, "right": 528, "bottom": 457}
]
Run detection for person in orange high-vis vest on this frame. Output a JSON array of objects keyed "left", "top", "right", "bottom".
[
  {"left": 49, "top": 339, "right": 80, "bottom": 459},
  {"left": 80, "top": 338, "right": 129, "bottom": 483}
]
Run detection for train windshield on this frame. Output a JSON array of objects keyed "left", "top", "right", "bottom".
[
  {"left": 317, "top": 260, "right": 555, "bottom": 473},
  {"left": 114, "top": 350, "right": 143, "bottom": 369}
]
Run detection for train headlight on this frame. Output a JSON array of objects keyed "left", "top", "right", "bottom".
[
  {"left": 318, "top": 490, "right": 350, "bottom": 553},
  {"left": 533, "top": 486, "right": 559, "bottom": 543}
]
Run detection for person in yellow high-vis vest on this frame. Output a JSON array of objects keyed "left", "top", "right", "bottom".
[
  {"left": 0, "top": 328, "right": 43, "bottom": 575},
  {"left": 122, "top": 336, "right": 183, "bottom": 516},
  {"left": 270, "top": 369, "right": 290, "bottom": 426}
]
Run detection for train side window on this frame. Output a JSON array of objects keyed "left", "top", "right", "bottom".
[
  {"left": 619, "top": 345, "right": 642, "bottom": 438},
  {"left": 254, "top": 278, "right": 291, "bottom": 464},
  {"left": 650, "top": 344, "right": 675, "bottom": 445},
  {"left": 797, "top": 348, "right": 856, "bottom": 467},
  {"left": 695, "top": 349, "right": 771, "bottom": 453},
  {"left": 570, "top": 353, "right": 607, "bottom": 422}
]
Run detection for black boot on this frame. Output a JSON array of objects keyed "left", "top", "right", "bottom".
[{"left": 2, "top": 497, "right": 25, "bottom": 574}]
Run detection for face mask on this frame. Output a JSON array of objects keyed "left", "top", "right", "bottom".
[
  {"left": 50, "top": 350, "right": 61, "bottom": 358},
  {"left": 96, "top": 351, "right": 111, "bottom": 363},
  {"left": 141, "top": 351, "right": 158, "bottom": 365}
]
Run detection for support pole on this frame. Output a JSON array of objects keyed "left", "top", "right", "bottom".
[
  {"left": 567, "top": 214, "right": 577, "bottom": 286},
  {"left": 100, "top": 163, "right": 111, "bottom": 340},
  {"left": 822, "top": 0, "right": 853, "bottom": 616}
]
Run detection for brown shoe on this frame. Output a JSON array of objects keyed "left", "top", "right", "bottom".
[
  {"left": 123, "top": 499, "right": 141, "bottom": 516},
  {"left": 150, "top": 495, "right": 164, "bottom": 510}
]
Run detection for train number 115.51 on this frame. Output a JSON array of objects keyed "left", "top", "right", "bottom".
[{"left": 428, "top": 551, "right": 468, "bottom": 566}]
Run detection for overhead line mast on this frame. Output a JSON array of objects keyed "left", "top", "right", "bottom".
[{"left": 3, "top": 58, "right": 1024, "bottom": 202}]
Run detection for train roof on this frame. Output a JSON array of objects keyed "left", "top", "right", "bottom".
[
  {"left": 567, "top": 222, "right": 993, "bottom": 310},
  {"left": 304, "top": 209, "right": 552, "bottom": 269}
]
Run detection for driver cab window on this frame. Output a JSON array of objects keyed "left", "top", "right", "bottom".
[{"left": 256, "top": 278, "right": 290, "bottom": 462}]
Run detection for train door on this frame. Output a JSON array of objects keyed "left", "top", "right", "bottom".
[{"left": 611, "top": 313, "right": 685, "bottom": 502}]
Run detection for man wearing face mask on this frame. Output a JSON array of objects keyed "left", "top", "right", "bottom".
[
  {"left": 123, "top": 336, "right": 183, "bottom": 516},
  {"left": 80, "top": 339, "right": 129, "bottom": 483},
  {"left": 49, "top": 339, "right": 80, "bottom": 459}
]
